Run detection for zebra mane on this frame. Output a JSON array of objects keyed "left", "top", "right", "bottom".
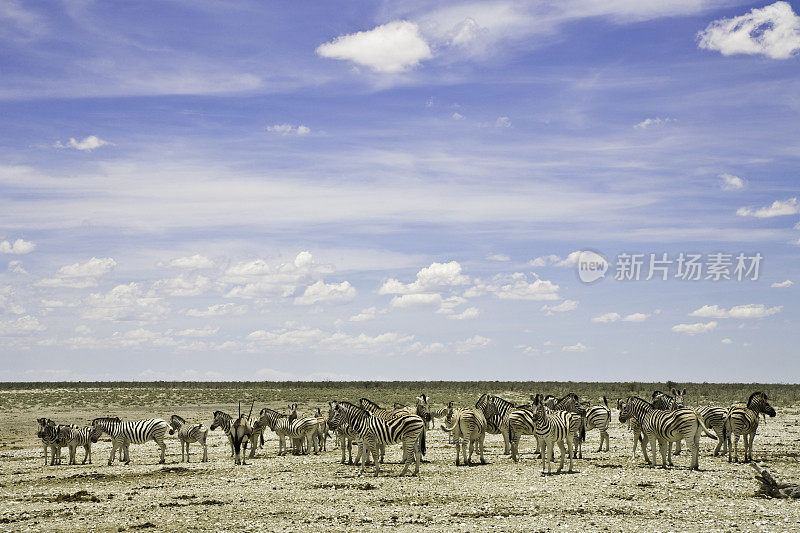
[
  {"left": 627, "top": 396, "right": 654, "bottom": 408},
  {"left": 213, "top": 410, "right": 231, "bottom": 419},
  {"left": 748, "top": 391, "right": 767, "bottom": 405},
  {"left": 171, "top": 414, "right": 186, "bottom": 425},
  {"left": 652, "top": 390, "right": 671, "bottom": 399},
  {"left": 338, "top": 401, "right": 369, "bottom": 413},
  {"left": 92, "top": 416, "right": 121, "bottom": 424},
  {"left": 360, "top": 398, "right": 382, "bottom": 410},
  {"left": 489, "top": 394, "right": 515, "bottom": 408},
  {"left": 558, "top": 393, "right": 579, "bottom": 403}
]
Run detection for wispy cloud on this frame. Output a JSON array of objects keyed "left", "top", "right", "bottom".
[
  {"left": 55, "top": 135, "right": 110, "bottom": 151},
  {"left": 736, "top": 197, "right": 799, "bottom": 218}
]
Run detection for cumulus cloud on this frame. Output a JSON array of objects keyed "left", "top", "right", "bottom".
[
  {"left": 562, "top": 342, "right": 589, "bottom": 352},
  {"left": 452, "top": 112, "right": 464, "bottom": 120},
  {"left": 55, "top": 135, "right": 110, "bottom": 151},
  {"left": 246, "top": 324, "right": 423, "bottom": 356},
  {"left": 266, "top": 124, "right": 311, "bottom": 135},
  {"left": 771, "top": 280, "right": 793, "bottom": 288},
  {"left": 185, "top": 303, "right": 247, "bottom": 317},
  {"left": 721, "top": 338, "right": 733, "bottom": 344},
  {"left": 316, "top": 20, "right": 433, "bottom": 73},
  {"left": 0, "top": 238, "right": 35, "bottom": 254},
  {"left": 528, "top": 251, "right": 580, "bottom": 267},
  {"left": 477, "top": 272, "right": 560, "bottom": 301},
  {"left": 495, "top": 116, "right": 512, "bottom": 128},
  {"left": 0, "top": 315, "right": 45, "bottom": 336},
  {"left": 223, "top": 251, "right": 332, "bottom": 300},
  {"left": 623, "top": 312, "right": 651, "bottom": 322},
  {"left": 736, "top": 197, "right": 799, "bottom": 218},
  {"left": 7, "top": 260, "right": 27, "bottom": 274},
  {"left": 486, "top": 253, "right": 510, "bottom": 262},
  {"left": 153, "top": 275, "right": 212, "bottom": 297},
  {"left": 455, "top": 335, "right": 491, "bottom": 353},
  {"left": 294, "top": 280, "right": 356, "bottom": 305},
  {"left": 697, "top": 1, "right": 800, "bottom": 60},
  {"left": 672, "top": 321, "right": 718, "bottom": 335},
  {"left": 82, "top": 283, "right": 169, "bottom": 323},
  {"left": 446, "top": 306, "right": 479, "bottom": 320},
  {"left": 0, "top": 286, "right": 25, "bottom": 315},
  {"left": 689, "top": 303, "right": 782, "bottom": 319},
  {"left": 173, "top": 325, "right": 219, "bottom": 338},
  {"left": 37, "top": 257, "right": 116, "bottom": 288},
  {"left": 349, "top": 306, "right": 386, "bottom": 322},
  {"left": 719, "top": 173, "right": 745, "bottom": 191},
  {"left": 541, "top": 299, "right": 578, "bottom": 315},
  {"left": 380, "top": 261, "right": 470, "bottom": 295},
  {"left": 166, "top": 254, "right": 214, "bottom": 269},
  {"left": 390, "top": 293, "right": 443, "bottom": 308},
  {"left": 592, "top": 312, "right": 621, "bottom": 323}
]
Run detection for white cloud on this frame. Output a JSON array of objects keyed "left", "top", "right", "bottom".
[
  {"left": 771, "top": 280, "right": 793, "bottom": 288},
  {"left": 7, "top": 260, "right": 27, "bottom": 274},
  {"left": 689, "top": 304, "right": 782, "bottom": 319},
  {"left": 452, "top": 112, "right": 464, "bottom": 120},
  {"left": 0, "top": 238, "right": 35, "bottom": 254},
  {"left": 0, "top": 286, "right": 25, "bottom": 315},
  {"left": 315, "top": 20, "right": 433, "bottom": 73},
  {"left": 266, "top": 124, "right": 311, "bottom": 136},
  {"left": 82, "top": 283, "right": 169, "bottom": 323},
  {"left": 528, "top": 251, "right": 580, "bottom": 267},
  {"left": 541, "top": 299, "right": 578, "bottom": 315},
  {"left": 517, "top": 344, "right": 539, "bottom": 355},
  {"left": 55, "top": 135, "right": 110, "bottom": 151},
  {"left": 455, "top": 335, "right": 491, "bottom": 353},
  {"left": 562, "top": 342, "right": 589, "bottom": 352},
  {"left": 173, "top": 326, "right": 219, "bottom": 338},
  {"left": 0, "top": 315, "right": 45, "bottom": 336},
  {"left": 349, "top": 306, "right": 386, "bottom": 322},
  {"left": 486, "top": 253, "right": 510, "bottom": 262},
  {"left": 592, "top": 312, "right": 621, "bottom": 323},
  {"left": 255, "top": 367, "right": 294, "bottom": 380},
  {"left": 671, "top": 321, "right": 718, "bottom": 335},
  {"left": 719, "top": 173, "right": 745, "bottom": 191},
  {"left": 736, "top": 197, "right": 799, "bottom": 218},
  {"left": 482, "top": 272, "right": 560, "bottom": 301},
  {"left": 246, "top": 324, "right": 421, "bottom": 356},
  {"left": 166, "top": 254, "right": 214, "bottom": 269},
  {"left": 634, "top": 117, "right": 675, "bottom": 129},
  {"left": 496, "top": 116, "right": 511, "bottom": 128},
  {"left": 697, "top": 1, "right": 800, "bottom": 60},
  {"left": 721, "top": 338, "right": 733, "bottom": 344},
  {"left": 185, "top": 303, "right": 247, "bottom": 317},
  {"left": 37, "top": 257, "right": 116, "bottom": 288},
  {"left": 379, "top": 261, "right": 470, "bottom": 295},
  {"left": 446, "top": 306, "right": 479, "bottom": 320},
  {"left": 223, "top": 251, "right": 332, "bottom": 300},
  {"left": 74, "top": 325, "right": 92, "bottom": 335},
  {"left": 153, "top": 275, "right": 212, "bottom": 297},
  {"left": 390, "top": 293, "right": 443, "bottom": 308},
  {"left": 623, "top": 312, "right": 650, "bottom": 322},
  {"left": 294, "top": 280, "right": 356, "bottom": 306}
]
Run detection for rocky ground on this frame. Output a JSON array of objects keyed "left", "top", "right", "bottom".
[{"left": 1, "top": 392, "right": 799, "bottom": 531}]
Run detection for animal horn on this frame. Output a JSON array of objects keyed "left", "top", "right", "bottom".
[
  {"left": 248, "top": 399, "right": 255, "bottom": 419},
  {"left": 238, "top": 400, "right": 241, "bottom": 419}
]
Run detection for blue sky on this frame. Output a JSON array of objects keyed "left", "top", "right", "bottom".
[{"left": 1, "top": 0, "right": 799, "bottom": 382}]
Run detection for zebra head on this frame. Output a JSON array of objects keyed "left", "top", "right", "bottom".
[
  {"left": 287, "top": 404, "right": 298, "bottom": 421},
  {"left": 618, "top": 398, "right": 632, "bottom": 423},
  {"left": 89, "top": 424, "right": 104, "bottom": 443},
  {"left": 671, "top": 388, "right": 687, "bottom": 408},
  {"left": 748, "top": 391, "right": 776, "bottom": 417},
  {"left": 543, "top": 395, "right": 557, "bottom": 409},
  {"left": 531, "top": 393, "right": 547, "bottom": 421},
  {"left": 36, "top": 417, "right": 51, "bottom": 438},
  {"left": 210, "top": 410, "right": 231, "bottom": 431},
  {"left": 169, "top": 414, "right": 186, "bottom": 435}
]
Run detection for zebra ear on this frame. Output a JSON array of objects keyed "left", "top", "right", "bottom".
[{"left": 682, "top": 388, "right": 687, "bottom": 396}]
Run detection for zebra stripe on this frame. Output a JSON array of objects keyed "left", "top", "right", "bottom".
[
  {"left": 475, "top": 394, "right": 515, "bottom": 455},
  {"left": 651, "top": 388, "right": 687, "bottom": 456},
  {"left": 169, "top": 415, "right": 208, "bottom": 462},
  {"left": 696, "top": 406, "right": 728, "bottom": 456},
  {"left": 576, "top": 397, "right": 610, "bottom": 457},
  {"left": 92, "top": 417, "right": 169, "bottom": 465},
  {"left": 618, "top": 396, "right": 715, "bottom": 470},
  {"left": 258, "top": 408, "right": 319, "bottom": 455},
  {"left": 616, "top": 399, "right": 648, "bottom": 462},
  {"left": 326, "top": 402, "right": 366, "bottom": 465},
  {"left": 724, "top": 391, "right": 776, "bottom": 463},
  {"left": 37, "top": 418, "right": 77, "bottom": 466},
  {"left": 330, "top": 401, "right": 425, "bottom": 477},
  {"left": 514, "top": 394, "right": 577, "bottom": 473}
]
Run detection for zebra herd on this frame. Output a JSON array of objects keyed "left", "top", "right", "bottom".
[{"left": 34, "top": 389, "right": 776, "bottom": 475}]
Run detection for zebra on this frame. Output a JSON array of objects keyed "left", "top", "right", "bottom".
[
  {"left": 231, "top": 414, "right": 253, "bottom": 465},
  {"left": 210, "top": 410, "right": 236, "bottom": 457},
  {"left": 475, "top": 393, "right": 515, "bottom": 455},
  {"left": 652, "top": 388, "right": 687, "bottom": 456},
  {"left": 59, "top": 425, "right": 103, "bottom": 465},
  {"left": 37, "top": 418, "right": 76, "bottom": 465},
  {"left": 257, "top": 407, "right": 319, "bottom": 455},
  {"left": 517, "top": 394, "right": 578, "bottom": 474},
  {"left": 326, "top": 401, "right": 366, "bottom": 465},
  {"left": 92, "top": 417, "right": 169, "bottom": 466},
  {"left": 360, "top": 398, "right": 422, "bottom": 462},
  {"left": 618, "top": 396, "right": 716, "bottom": 470},
  {"left": 724, "top": 391, "right": 776, "bottom": 463},
  {"left": 542, "top": 393, "right": 580, "bottom": 412},
  {"left": 696, "top": 406, "right": 728, "bottom": 456},
  {"left": 168, "top": 415, "right": 209, "bottom": 462},
  {"left": 312, "top": 407, "right": 330, "bottom": 452},
  {"left": 617, "top": 398, "right": 648, "bottom": 462},
  {"left": 329, "top": 401, "right": 425, "bottom": 477},
  {"left": 573, "top": 397, "right": 610, "bottom": 458},
  {"left": 440, "top": 400, "right": 495, "bottom": 466}
]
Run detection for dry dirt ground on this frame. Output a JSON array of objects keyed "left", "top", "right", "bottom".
[{"left": 1, "top": 399, "right": 800, "bottom": 532}]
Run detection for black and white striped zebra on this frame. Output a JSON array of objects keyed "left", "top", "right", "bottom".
[
  {"left": 440, "top": 400, "right": 495, "bottom": 465},
  {"left": 36, "top": 418, "right": 76, "bottom": 466},
  {"left": 696, "top": 406, "right": 728, "bottom": 456},
  {"left": 652, "top": 388, "right": 686, "bottom": 455},
  {"left": 543, "top": 393, "right": 580, "bottom": 412},
  {"left": 475, "top": 393, "right": 515, "bottom": 455},
  {"left": 329, "top": 401, "right": 425, "bottom": 477},
  {"left": 618, "top": 396, "right": 715, "bottom": 470},
  {"left": 59, "top": 425, "right": 103, "bottom": 465},
  {"left": 169, "top": 415, "right": 208, "bottom": 462},
  {"left": 326, "top": 402, "right": 366, "bottom": 465},
  {"left": 616, "top": 398, "right": 648, "bottom": 462},
  {"left": 723, "top": 391, "right": 776, "bottom": 463},
  {"left": 92, "top": 417, "right": 169, "bottom": 466},
  {"left": 514, "top": 394, "right": 578, "bottom": 473},
  {"left": 574, "top": 397, "right": 610, "bottom": 457},
  {"left": 258, "top": 407, "right": 319, "bottom": 455},
  {"left": 210, "top": 410, "right": 236, "bottom": 457}
]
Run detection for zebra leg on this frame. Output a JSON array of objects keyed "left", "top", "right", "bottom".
[
  {"left": 555, "top": 440, "right": 566, "bottom": 473},
  {"left": 156, "top": 437, "right": 166, "bottom": 464},
  {"left": 479, "top": 434, "right": 486, "bottom": 464},
  {"left": 467, "top": 438, "right": 475, "bottom": 465},
  {"left": 86, "top": 443, "right": 92, "bottom": 464},
  {"left": 747, "top": 431, "right": 755, "bottom": 463},
  {"left": 604, "top": 430, "right": 610, "bottom": 452},
  {"left": 184, "top": 441, "right": 190, "bottom": 462},
  {"left": 399, "top": 437, "right": 414, "bottom": 476},
  {"left": 108, "top": 440, "right": 118, "bottom": 466},
  {"left": 674, "top": 438, "right": 682, "bottom": 456},
  {"left": 502, "top": 425, "right": 511, "bottom": 455},
  {"left": 732, "top": 434, "right": 740, "bottom": 463},
  {"left": 691, "top": 428, "right": 701, "bottom": 470}
]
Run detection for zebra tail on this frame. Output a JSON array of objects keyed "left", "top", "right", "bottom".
[
  {"left": 698, "top": 417, "right": 717, "bottom": 440},
  {"left": 420, "top": 427, "right": 426, "bottom": 456},
  {"left": 721, "top": 412, "right": 729, "bottom": 442}
]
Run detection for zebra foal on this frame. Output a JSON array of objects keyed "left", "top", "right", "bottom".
[
  {"left": 59, "top": 425, "right": 103, "bottom": 465},
  {"left": 169, "top": 415, "right": 209, "bottom": 462}
]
